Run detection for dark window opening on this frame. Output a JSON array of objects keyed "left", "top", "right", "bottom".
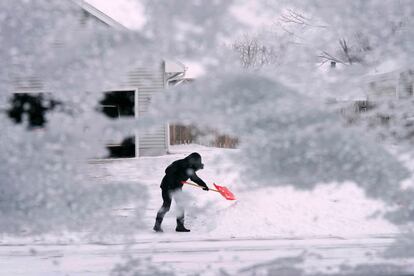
[
  {"left": 355, "top": 100, "right": 374, "bottom": 113},
  {"left": 407, "top": 83, "right": 413, "bottom": 96},
  {"left": 106, "top": 136, "right": 135, "bottom": 158},
  {"left": 99, "top": 91, "right": 134, "bottom": 119},
  {"left": 7, "top": 93, "right": 60, "bottom": 128},
  {"left": 99, "top": 90, "right": 136, "bottom": 158}
]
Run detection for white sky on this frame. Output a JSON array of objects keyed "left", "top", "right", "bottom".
[
  {"left": 85, "top": 0, "right": 209, "bottom": 78},
  {"left": 84, "top": 0, "right": 145, "bottom": 29},
  {"left": 85, "top": 0, "right": 205, "bottom": 78},
  {"left": 84, "top": 0, "right": 271, "bottom": 30},
  {"left": 230, "top": 1, "right": 274, "bottom": 29},
  {"left": 83, "top": 0, "right": 272, "bottom": 78}
]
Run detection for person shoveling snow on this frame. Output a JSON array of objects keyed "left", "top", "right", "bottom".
[{"left": 153, "top": 152, "right": 209, "bottom": 233}]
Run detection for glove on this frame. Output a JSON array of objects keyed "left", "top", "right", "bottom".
[{"left": 202, "top": 186, "right": 209, "bottom": 191}]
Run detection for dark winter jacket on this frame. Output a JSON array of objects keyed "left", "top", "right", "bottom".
[{"left": 160, "top": 152, "right": 208, "bottom": 191}]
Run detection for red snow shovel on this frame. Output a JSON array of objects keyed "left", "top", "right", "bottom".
[{"left": 182, "top": 181, "right": 236, "bottom": 200}]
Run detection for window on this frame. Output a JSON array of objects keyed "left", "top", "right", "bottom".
[
  {"left": 99, "top": 90, "right": 135, "bottom": 118},
  {"left": 7, "top": 93, "right": 60, "bottom": 128},
  {"left": 99, "top": 90, "right": 136, "bottom": 158}
]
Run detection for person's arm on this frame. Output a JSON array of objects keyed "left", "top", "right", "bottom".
[
  {"left": 165, "top": 161, "right": 179, "bottom": 175},
  {"left": 190, "top": 172, "right": 209, "bottom": 191}
]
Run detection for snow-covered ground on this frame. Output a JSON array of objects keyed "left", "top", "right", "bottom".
[{"left": 1, "top": 144, "right": 412, "bottom": 275}]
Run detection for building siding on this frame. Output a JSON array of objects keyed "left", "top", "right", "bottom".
[{"left": 126, "top": 64, "right": 168, "bottom": 156}]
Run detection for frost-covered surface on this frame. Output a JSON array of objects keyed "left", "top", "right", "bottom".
[
  {"left": 1, "top": 0, "right": 414, "bottom": 275},
  {"left": 0, "top": 0, "right": 157, "bottom": 235}
]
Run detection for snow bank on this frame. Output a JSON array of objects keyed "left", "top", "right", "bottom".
[
  {"left": 195, "top": 184, "right": 397, "bottom": 238},
  {"left": 94, "top": 145, "right": 398, "bottom": 238}
]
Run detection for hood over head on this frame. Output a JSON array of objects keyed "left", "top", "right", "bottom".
[{"left": 185, "top": 152, "right": 204, "bottom": 170}]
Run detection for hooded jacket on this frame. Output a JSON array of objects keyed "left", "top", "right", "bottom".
[{"left": 160, "top": 152, "right": 208, "bottom": 190}]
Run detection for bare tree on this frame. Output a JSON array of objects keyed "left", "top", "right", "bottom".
[
  {"left": 278, "top": 9, "right": 372, "bottom": 66},
  {"left": 318, "top": 38, "right": 367, "bottom": 66},
  {"left": 232, "top": 34, "right": 279, "bottom": 69}
]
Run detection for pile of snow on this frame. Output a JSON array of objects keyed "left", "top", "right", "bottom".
[
  {"left": 94, "top": 145, "right": 397, "bottom": 239},
  {"left": 196, "top": 184, "right": 396, "bottom": 238}
]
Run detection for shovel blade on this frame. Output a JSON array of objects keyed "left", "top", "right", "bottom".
[{"left": 214, "top": 183, "right": 236, "bottom": 200}]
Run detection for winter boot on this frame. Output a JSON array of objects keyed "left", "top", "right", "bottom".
[
  {"left": 153, "top": 217, "right": 164, "bottom": 233},
  {"left": 175, "top": 218, "right": 190, "bottom": 232}
]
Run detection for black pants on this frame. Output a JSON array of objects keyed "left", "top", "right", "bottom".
[{"left": 156, "top": 188, "right": 184, "bottom": 223}]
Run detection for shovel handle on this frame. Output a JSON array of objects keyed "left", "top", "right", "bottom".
[{"left": 182, "top": 181, "right": 220, "bottom": 193}]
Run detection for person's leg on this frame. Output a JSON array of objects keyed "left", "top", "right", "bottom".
[
  {"left": 153, "top": 189, "right": 172, "bottom": 232},
  {"left": 172, "top": 189, "right": 190, "bottom": 232}
]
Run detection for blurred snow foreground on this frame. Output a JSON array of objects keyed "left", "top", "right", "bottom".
[
  {"left": 1, "top": 0, "right": 414, "bottom": 274},
  {"left": 0, "top": 0, "right": 151, "bottom": 234}
]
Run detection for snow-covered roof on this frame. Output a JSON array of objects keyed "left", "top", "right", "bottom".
[
  {"left": 364, "top": 60, "right": 413, "bottom": 83},
  {"left": 70, "top": 0, "right": 127, "bottom": 30},
  {"left": 367, "top": 60, "right": 400, "bottom": 76},
  {"left": 164, "top": 60, "right": 187, "bottom": 74}
]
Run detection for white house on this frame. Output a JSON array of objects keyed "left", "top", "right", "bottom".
[
  {"left": 363, "top": 63, "right": 414, "bottom": 100},
  {"left": 325, "top": 61, "right": 413, "bottom": 115},
  {"left": 10, "top": 0, "right": 187, "bottom": 158}
]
